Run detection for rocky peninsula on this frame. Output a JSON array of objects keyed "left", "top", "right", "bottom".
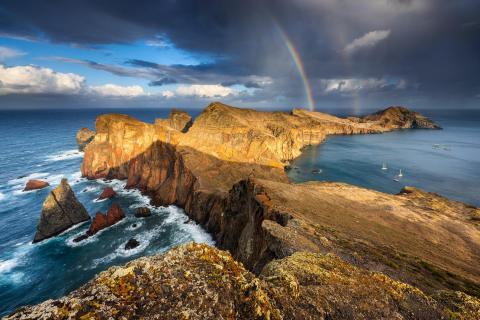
[{"left": 9, "top": 102, "right": 480, "bottom": 319}]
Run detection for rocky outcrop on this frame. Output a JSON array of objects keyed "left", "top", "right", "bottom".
[
  {"left": 7, "top": 243, "right": 480, "bottom": 320},
  {"left": 87, "top": 204, "right": 125, "bottom": 236},
  {"left": 33, "top": 179, "right": 90, "bottom": 243},
  {"left": 361, "top": 106, "right": 442, "bottom": 129},
  {"left": 23, "top": 179, "right": 49, "bottom": 191},
  {"left": 78, "top": 102, "right": 479, "bottom": 297},
  {"left": 75, "top": 127, "right": 95, "bottom": 151},
  {"left": 155, "top": 108, "right": 193, "bottom": 133},
  {"left": 124, "top": 238, "right": 139, "bottom": 250},
  {"left": 97, "top": 187, "right": 116, "bottom": 200},
  {"left": 71, "top": 102, "right": 480, "bottom": 316},
  {"left": 135, "top": 207, "right": 151, "bottom": 217}
]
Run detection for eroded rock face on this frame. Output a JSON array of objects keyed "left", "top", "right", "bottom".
[
  {"left": 79, "top": 102, "right": 478, "bottom": 298},
  {"left": 7, "top": 243, "right": 480, "bottom": 320},
  {"left": 33, "top": 179, "right": 90, "bottom": 243},
  {"left": 76, "top": 127, "right": 95, "bottom": 151},
  {"left": 76, "top": 102, "right": 480, "bottom": 306},
  {"left": 87, "top": 204, "right": 125, "bottom": 236},
  {"left": 155, "top": 108, "right": 193, "bottom": 133},
  {"left": 23, "top": 179, "right": 49, "bottom": 191}
]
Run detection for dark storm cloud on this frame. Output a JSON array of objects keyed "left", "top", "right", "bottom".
[
  {"left": 1, "top": 0, "right": 480, "bottom": 108},
  {"left": 148, "top": 78, "right": 178, "bottom": 87}
]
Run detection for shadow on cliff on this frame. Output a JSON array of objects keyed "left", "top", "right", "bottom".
[{"left": 82, "top": 139, "right": 290, "bottom": 273}]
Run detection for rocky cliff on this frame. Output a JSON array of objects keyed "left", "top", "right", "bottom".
[
  {"left": 15, "top": 102, "right": 480, "bottom": 318},
  {"left": 7, "top": 243, "right": 479, "bottom": 320},
  {"left": 78, "top": 102, "right": 480, "bottom": 297}
]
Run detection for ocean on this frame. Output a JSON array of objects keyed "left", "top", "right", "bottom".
[
  {"left": 287, "top": 109, "right": 480, "bottom": 207},
  {"left": 0, "top": 108, "right": 211, "bottom": 316},
  {"left": 0, "top": 108, "right": 479, "bottom": 315}
]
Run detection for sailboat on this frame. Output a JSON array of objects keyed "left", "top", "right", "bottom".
[
  {"left": 393, "top": 169, "right": 403, "bottom": 182},
  {"left": 382, "top": 162, "right": 388, "bottom": 170}
]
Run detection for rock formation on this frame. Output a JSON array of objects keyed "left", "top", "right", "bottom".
[
  {"left": 7, "top": 243, "right": 479, "bottom": 320},
  {"left": 155, "top": 108, "right": 193, "bottom": 132},
  {"left": 16, "top": 102, "right": 480, "bottom": 318},
  {"left": 135, "top": 207, "right": 151, "bottom": 217},
  {"left": 361, "top": 106, "right": 442, "bottom": 129},
  {"left": 33, "top": 179, "right": 90, "bottom": 243},
  {"left": 77, "top": 102, "right": 480, "bottom": 299},
  {"left": 87, "top": 204, "right": 125, "bottom": 236},
  {"left": 97, "top": 186, "right": 116, "bottom": 200},
  {"left": 75, "top": 127, "right": 95, "bottom": 151},
  {"left": 23, "top": 179, "right": 49, "bottom": 191},
  {"left": 124, "top": 238, "right": 139, "bottom": 250}
]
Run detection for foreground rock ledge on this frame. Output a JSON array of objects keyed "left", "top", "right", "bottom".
[{"left": 6, "top": 243, "right": 480, "bottom": 320}]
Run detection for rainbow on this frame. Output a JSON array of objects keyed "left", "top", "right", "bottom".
[{"left": 274, "top": 23, "right": 315, "bottom": 112}]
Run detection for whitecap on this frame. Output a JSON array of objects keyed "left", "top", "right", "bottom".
[
  {"left": 90, "top": 224, "right": 165, "bottom": 268},
  {"left": 126, "top": 222, "right": 143, "bottom": 231},
  {"left": 45, "top": 149, "right": 83, "bottom": 162},
  {"left": 0, "top": 258, "right": 19, "bottom": 273},
  {"left": 0, "top": 192, "right": 5, "bottom": 201},
  {"left": 8, "top": 172, "right": 49, "bottom": 186}
]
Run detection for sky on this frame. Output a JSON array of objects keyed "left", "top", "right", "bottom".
[{"left": 0, "top": 0, "right": 479, "bottom": 112}]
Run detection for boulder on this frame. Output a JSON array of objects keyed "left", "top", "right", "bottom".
[
  {"left": 76, "top": 127, "right": 95, "bottom": 151},
  {"left": 86, "top": 204, "right": 125, "bottom": 236},
  {"left": 33, "top": 179, "right": 90, "bottom": 243},
  {"left": 23, "top": 179, "right": 49, "bottom": 191},
  {"left": 97, "top": 187, "right": 116, "bottom": 200},
  {"left": 135, "top": 207, "right": 151, "bottom": 218},
  {"left": 124, "top": 238, "right": 140, "bottom": 250}
]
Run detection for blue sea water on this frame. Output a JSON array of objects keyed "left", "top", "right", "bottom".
[
  {"left": 0, "top": 108, "right": 479, "bottom": 316},
  {"left": 288, "top": 109, "right": 480, "bottom": 207},
  {"left": 0, "top": 108, "right": 211, "bottom": 316}
]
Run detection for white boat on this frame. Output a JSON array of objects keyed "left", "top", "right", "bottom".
[
  {"left": 382, "top": 162, "right": 388, "bottom": 170},
  {"left": 398, "top": 169, "right": 403, "bottom": 177}
]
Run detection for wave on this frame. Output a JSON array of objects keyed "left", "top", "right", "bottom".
[
  {"left": 90, "top": 224, "right": 165, "bottom": 269},
  {"left": 126, "top": 221, "right": 143, "bottom": 231},
  {"left": 0, "top": 258, "right": 19, "bottom": 273},
  {"left": 0, "top": 192, "right": 5, "bottom": 202},
  {"left": 45, "top": 149, "right": 83, "bottom": 162}
]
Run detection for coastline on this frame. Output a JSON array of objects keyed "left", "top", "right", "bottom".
[{"left": 6, "top": 102, "right": 480, "bottom": 319}]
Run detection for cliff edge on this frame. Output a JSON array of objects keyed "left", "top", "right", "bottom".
[
  {"left": 7, "top": 243, "right": 479, "bottom": 320},
  {"left": 14, "top": 102, "right": 480, "bottom": 319}
]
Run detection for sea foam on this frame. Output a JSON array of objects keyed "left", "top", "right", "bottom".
[{"left": 45, "top": 149, "right": 83, "bottom": 162}]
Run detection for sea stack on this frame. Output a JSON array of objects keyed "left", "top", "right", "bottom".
[
  {"left": 33, "top": 178, "right": 90, "bottom": 243},
  {"left": 76, "top": 127, "right": 95, "bottom": 151}
]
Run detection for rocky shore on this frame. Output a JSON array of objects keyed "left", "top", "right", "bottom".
[{"left": 9, "top": 102, "right": 480, "bottom": 319}]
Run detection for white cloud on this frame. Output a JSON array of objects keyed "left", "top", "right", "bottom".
[
  {"left": 89, "top": 84, "right": 146, "bottom": 97},
  {"left": 0, "top": 65, "right": 150, "bottom": 98},
  {"left": 344, "top": 30, "right": 391, "bottom": 54},
  {"left": 0, "top": 65, "right": 85, "bottom": 95},
  {"left": 160, "top": 90, "right": 175, "bottom": 98},
  {"left": 174, "top": 84, "right": 236, "bottom": 98},
  {"left": 320, "top": 77, "right": 406, "bottom": 93},
  {"left": 0, "top": 46, "right": 26, "bottom": 60}
]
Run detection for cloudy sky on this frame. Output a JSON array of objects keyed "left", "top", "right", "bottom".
[{"left": 0, "top": 0, "right": 479, "bottom": 112}]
